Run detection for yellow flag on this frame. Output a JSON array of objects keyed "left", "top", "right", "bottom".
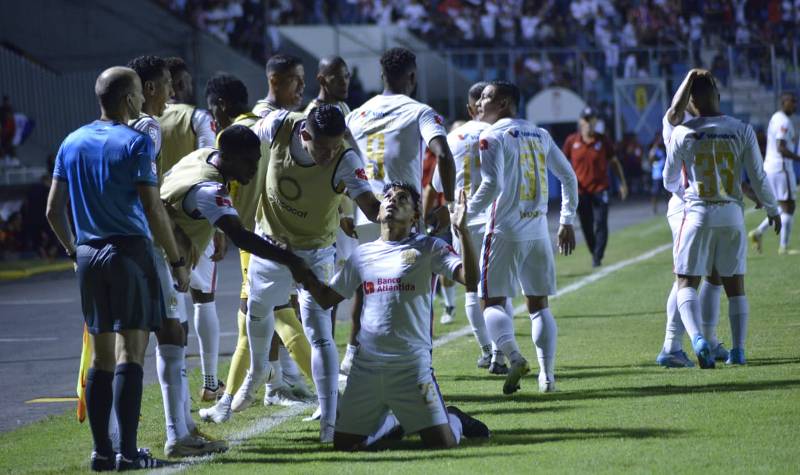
[{"left": 76, "top": 324, "right": 92, "bottom": 423}]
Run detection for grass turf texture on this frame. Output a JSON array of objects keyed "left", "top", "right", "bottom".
[{"left": 2, "top": 212, "right": 798, "bottom": 474}]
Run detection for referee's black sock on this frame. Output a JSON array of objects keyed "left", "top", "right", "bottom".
[
  {"left": 86, "top": 368, "right": 114, "bottom": 456},
  {"left": 114, "top": 363, "right": 144, "bottom": 460}
]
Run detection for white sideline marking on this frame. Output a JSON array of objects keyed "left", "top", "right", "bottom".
[
  {"left": 0, "top": 337, "right": 59, "bottom": 343},
  {"left": 150, "top": 241, "right": 672, "bottom": 474}
]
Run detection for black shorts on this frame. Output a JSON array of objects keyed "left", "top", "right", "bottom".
[{"left": 77, "top": 235, "right": 164, "bottom": 334}]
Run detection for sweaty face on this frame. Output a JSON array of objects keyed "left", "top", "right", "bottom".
[
  {"left": 302, "top": 128, "right": 343, "bottom": 166},
  {"left": 274, "top": 65, "right": 305, "bottom": 110},
  {"left": 379, "top": 187, "right": 417, "bottom": 225},
  {"left": 323, "top": 64, "right": 350, "bottom": 102}
]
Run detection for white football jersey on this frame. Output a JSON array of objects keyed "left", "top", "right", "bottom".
[
  {"left": 130, "top": 114, "right": 162, "bottom": 156},
  {"left": 764, "top": 110, "right": 796, "bottom": 173},
  {"left": 665, "top": 115, "right": 779, "bottom": 220},
  {"left": 468, "top": 118, "right": 578, "bottom": 241},
  {"left": 346, "top": 93, "right": 446, "bottom": 197},
  {"left": 432, "top": 120, "right": 489, "bottom": 226},
  {"left": 330, "top": 233, "right": 461, "bottom": 364}
]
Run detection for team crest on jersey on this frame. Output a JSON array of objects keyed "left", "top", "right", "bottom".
[
  {"left": 355, "top": 168, "right": 368, "bottom": 180},
  {"left": 509, "top": 130, "right": 519, "bottom": 138},
  {"left": 215, "top": 194, "right": 233, "bottom": 208},
  {"left": 401, "top": 249, "right": 420, "bottom": 265},
  {"left": 434, "top": 115, "right": 444, "bottom": 125},
  {"left": 458, "top": 134, "right": 465, "bottom": 141},
  {"left": 479, "top": 139, "right": 489, "bottom": 150}
]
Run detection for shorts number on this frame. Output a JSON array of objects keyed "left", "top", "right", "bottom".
[
  {"left": 519, "top": 139, "right": 547, "bottom": 201},
  {"left": 696, "top": 150, "right": 735, "bottom": 198},
  {"left": 365, "top": 132, "right": 385, "bottom": 180},
  {"left": 463, "top": 152, "right": 479, "bottom": 195}
]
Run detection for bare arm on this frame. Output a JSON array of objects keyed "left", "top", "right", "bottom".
[
  {"left": 609, "top": 157, "right": 629, "bottom": 200},
  {"left": 139, "top": 184, "right": 190, "bottom": 291},
  {"left": 303, "top": 274, "right": 346, "bottom": 310},
  {"left": 777, "top": 139, "right": 800, "bottom": 161},
  {"left": 352, "top": 190, "right": 380, "bottom": 223},
  {"left": 450, "top": 190, "right": 478, "bottom": 289},
  {"left": 45, "top": 179, "right": 76, "bottom": 257},
  {"left": 428, "top": 135, "right": 456, "bottom": 202},
  {"left": 666, "top": 69, "right": 701, "bottom": 126}
]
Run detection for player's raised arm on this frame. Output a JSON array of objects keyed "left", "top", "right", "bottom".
[{"left": 666, "top": 69, "right": 701, "bottom": 127}]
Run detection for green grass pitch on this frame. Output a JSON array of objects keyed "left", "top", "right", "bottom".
[{"left": 2, "top": 211, "right": 798, "bottom": 474}]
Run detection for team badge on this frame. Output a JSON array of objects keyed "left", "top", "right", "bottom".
[
  {"left": 363, "top": 281, "right": 375, "bottom": 294},
  {"left": 401, "top": 249, "right": 420, "bottom": 265},
  {"left": 434, "top": 115, "right": 444, "bottom": 125},
  {"left": 355, "top": 168, "right": 368, "bottom": 180},
  {"left": 479, "top": 139, "right": 489, "bottom": 150}
]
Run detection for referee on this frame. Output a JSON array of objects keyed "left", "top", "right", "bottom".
[
  {"left": 46, "top": 66, "right": 189, "bottom": 470},
  {"left": 562, "top": 107, "right": 628, "bottom": 267}
]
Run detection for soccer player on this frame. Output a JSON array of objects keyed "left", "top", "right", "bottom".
[
  {"left": 303, "top": 183, "right": 490, "bottom": 451},
  {"left": 46, "top": 66, "right": 188, "bottom": 470},
  {"left": 430, "top": 81, "right": 505, "bottom": 373},
  {"left": 253, "top": 54, "right": 305, "bottom": 117},
  {"left": 303, "top": 56, "right": 351, "bottom": 116},
  {"left": 158, "top": 57, "right": 226, "bottom": 400},
  {"left": 239, "top": 104, "right": 380, "bottom": 442},
  {"left": 202, "top": 73, "right": 313, "bottom": 416},
  {"left": 562, "top": 107, "right": 628, "bottom": 268},
  {"left": 341, "top": 47, "right": 456, "bottom": 374},
  {"left": 127, "top": 55, "right": 223, "bottom": 458},
  {"left": 469, "top": 81, "right": 578, "bottom": 394},
  {"left": 749, "top": 92, "right": 799, "bottom": 254},
  {"left": 664, "top": 71, "right": 781, "bottom": 367}
]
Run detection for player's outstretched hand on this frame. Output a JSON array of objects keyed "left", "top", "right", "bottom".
[
  {"left": 768, "top": 213, "right": 782, "bottom": 235},
  {"left": 558, "top": 224, "right": 576, "bottom": 256},
  {"left": 172, "top": 265, "right": 190, "bottom": 293},
  {"left": 340, "top": 216, "right": 358, "bottom": 239},
  {"left": 452, "top": 189, "right": 468, "bottom": 237}
]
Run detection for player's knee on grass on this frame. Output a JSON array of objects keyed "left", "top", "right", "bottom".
[
  {"left": 419, "top": 423, "right": 458, "bottom": 449},
  {"left": 333, "top": 432, "right": 368, "bottom": 451}
]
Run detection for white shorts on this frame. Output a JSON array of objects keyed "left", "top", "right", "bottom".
[
  {"left": 336, "top": 358, "right": 449, "bottom": 436},
  {"left": 766, "top": 168, "right": 797, "bottom": 201},
  {"left": 453, "top": 222, "right": 485, "bottom": 257},
  {"left": 673, "top": 209, "right": 747, "bottom": 277},
  {"left": 189, "top": 242, "right": 218, "bottom": 294},
  {"left": 479, "top": 233, "right": 556, "bottom": 298},
  {"left": 154, "top": 248, "right": 188, "bottom": 322},
  {"left": 247, "top": 242, "right": 335, "bottom": 327}
]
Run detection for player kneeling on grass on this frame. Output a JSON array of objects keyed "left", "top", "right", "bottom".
[{"left": 304, "top": 182, "right": 489, "bottom": 451}]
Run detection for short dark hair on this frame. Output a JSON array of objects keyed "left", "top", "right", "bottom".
[
  {"left": 164, "top": 57, "right": 189, "bottom": 77},
  {"left": 218, "top": 124, "right": 260, "bottom": 154},
  {"left": 490, "top": 80, "right": 520, "bottom": 109},
  {"left": 468, "top": 81, "right": 489, "bottom": 102},
  {"left": 306, "top": 104, "right": 346, "bottom": 137},
  {"left": 380, "top": 48, "right": 416, "bottom": 82},
  {"left": 205, "top": 73, "right": 248, "bottom": 106},
  {"left": 690, "top": 74, "right": 718, "bottom": 99},
  {"left": 127, "top": 55, "right": 167, "bottom": 84},
  {"left": 318, "top": 56, "right": 347, "bottom": 75},
  {"left": 382, "top": 181, "right": 421, "bottom": 212},
  {"left": 266, "top": 54, "right": 303, "bottom": 76}
]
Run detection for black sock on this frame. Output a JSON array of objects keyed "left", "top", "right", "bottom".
[
  {"left": 86, "top": 368, "right": 114, "bottom": 456},
  {"left": 114, "top": 363, "right": 144, "bottom": 460}
]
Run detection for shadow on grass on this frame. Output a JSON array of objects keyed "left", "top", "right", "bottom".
[
  {"left": 746, "top": 357, "right": 800, "bottom": 367},
  {"left": 490, "top": 426, "right": 685, "bottom": 445},
  {"left": 557, "top": 310, "right": 662, "bottom": 320},
  {"left": 445, "top": 379, "right": 800, "bottom": 404},
  {"left": 468, "top": 404, "right": 578, "bottom": 417}
]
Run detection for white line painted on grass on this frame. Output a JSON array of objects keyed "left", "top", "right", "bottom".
[
  {"left": 0, "top": 337, "right": 59, "bottom": 343},
  {"left": 150, "top": 241, "right": 672, "bottom": 474}
]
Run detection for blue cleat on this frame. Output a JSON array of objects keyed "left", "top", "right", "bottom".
[
  {"left": 656, "top": 350, "right": 696, "bottom": 368},
  {"left": 692, "top": 336, "right": 715, "bottom": 369},
  {"left": 711, "top": 343, "right": 730, "bottom": 362},
  {"left": 726, "top": 348, "right": 746, "bottom": 365}
]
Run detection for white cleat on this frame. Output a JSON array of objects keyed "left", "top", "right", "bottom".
[
  {"left": 439, "top": 306, "right": 455, "bottom": 325},
  {"left": 264, "top": 386, "right": 305, "bottom": 406},
  {"left": 232, "top": 365, "right": 273, "bottom": 413},
  {"left": 538, "top": 375, "right": 556, "bottom": 393},
  {"left": 199, "top": 401, "right": 232, "bottom": 424},
  {"left": 320, "top": 420, "right": 335, "bottom": 443},
  {"left": 303, "top": 404, "right": 322, "bottom": 422}
]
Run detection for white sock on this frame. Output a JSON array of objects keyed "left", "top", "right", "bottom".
[
  {"left": 266, "top": 359, "right": 284, "bottom": 392},
  {"left": 780, "top": 212, "right": 793, "bottom": 248},
  {"left": 676, "top": 286, "right": 703, "bottom": 340},
  {"left": 728, "top": 295, "right": 749, "bottom": 349},
  {"left": 447, "top": 413, "right": 463, "bottom": 445},
  {"left": 442, "top": 283, "right": 456, "bottom": 308},
  {"left": 156, "top": 344, "right": 188, "bottom": 443},
  {"left": 699, "top": 280, "right": 723, "bottom": 347},
  {"left": 279, "top": 346, "right": 301, "bottom": 383},
  {"left": 530, "top": 308, "right": 557, "bottom": 382},
  {"left": 246, "top": 308, "right": 275, "bottom": 381},
  {"left": 504, "top": 298, "right": 515, "bottom": 317},
  {"left": 465, "top": 292, "right": 491, "bottom": 348},
  {"left": 311, "top": 336, "right": 339, "bottom": 425},
  {"left": 217, "top": 392, "right": 232, "bottom": 408},
  {"left": 491, "top": 342, "right": 504, "bottom": 364},
  {"left": 484, "top": 305, "right": 523, "bottom": 364},
  {"left": 193, "top": 302, "right": 220, "bottom": 388},
  {"left": 365, "top": 412, "right": 401, "bottom": 446},
  {"left": 182, "top": 357, "right": 195, "bottom": 433},
  {"left": 756, "top": 217, "right": 770, "bottom": 234},
  {"left": 663, "top": 282, "right": 685, "bottom": 353}
]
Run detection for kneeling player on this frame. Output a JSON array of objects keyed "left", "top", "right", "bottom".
[{"left": 304, "top": 183, "right": 489, "bottom": 450}]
